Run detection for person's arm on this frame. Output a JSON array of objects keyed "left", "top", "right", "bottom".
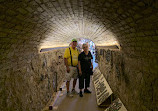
[
  {"left": 90, "top": 51, "right": 93, "bottom": 69},
  {"left": 78, "top": 61, "right": 82, "bottom": 75},
  {"left": 64, "top": 58, "right": 70, "bottom": 73},
  {"left": 91, "top": 62, "right": 93, "bottom": 70},
  {"left": 78, "top": 54, "right": 82, "bottom": 75},
  {"left": 64, "top": 48, "right": 70, "bottom": 73}
]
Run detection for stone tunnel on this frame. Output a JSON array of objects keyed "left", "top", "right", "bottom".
[{"left": 0, "top": 0, "right": 158, "bottom": 111}]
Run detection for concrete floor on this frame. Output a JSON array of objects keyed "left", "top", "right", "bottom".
[
  {"left": 48, "top": 53, "right": 103, "bottom": 111},
  {"left": 53, "top": 78, "right": 105, "bottom": 111}
]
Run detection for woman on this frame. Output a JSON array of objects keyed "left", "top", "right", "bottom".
[{"left": 78, "top": 43, "right": 93, "bottom": 97}]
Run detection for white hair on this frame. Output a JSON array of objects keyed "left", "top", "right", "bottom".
[{"left": 82, "top": 43, "right": 89, "bottom": 49}]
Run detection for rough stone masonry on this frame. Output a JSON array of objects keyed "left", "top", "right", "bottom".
[
  {"left": 97, "top": 47, "right": 158, "bottom": 111},
  {"left": 0, "top": 49, "right": 66, "bottom": 111}
]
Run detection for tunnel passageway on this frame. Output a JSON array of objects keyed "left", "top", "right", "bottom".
[{"left": 0, "top": 0, "right": 158, "bottom": 111}]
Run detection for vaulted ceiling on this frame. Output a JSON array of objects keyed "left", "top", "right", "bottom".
[{"left": 0, "top": 0, "right": 158, "bottom": 55}]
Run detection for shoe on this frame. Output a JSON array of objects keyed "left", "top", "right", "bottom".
[
  {"left": 67, "top": 91, "right": 73, "bottom": 97},
  {"left": 79, "top": 91, "right": 83, "bottom": 97},
  {"left": 84, "top": 89, "right": 91, "bottom": 93},
  {"left": 71, "top": 89, "right": 78, "bottom": 95}
]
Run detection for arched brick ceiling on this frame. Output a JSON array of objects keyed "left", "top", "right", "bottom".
[{"left": 0, "top": 0, "right": 158, "bottom": 55}]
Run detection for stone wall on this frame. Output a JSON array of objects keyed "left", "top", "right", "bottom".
[
  {"left": 97, "top": 47, "right": 158, "bottom": 111},
  {"left": 0, "top": 49, "right": 66, "bottom": 111}
]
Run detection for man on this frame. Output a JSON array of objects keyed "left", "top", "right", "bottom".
[{"left": 64, "top": 39, "right": 79, "bottom": 97}]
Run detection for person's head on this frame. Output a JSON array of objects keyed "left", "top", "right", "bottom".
[
  {"left": 71, "top": 39, "right": 77, "bottom": 48},
  {"left": 82, "top": 43, "right": 89, "bottom": 52}
]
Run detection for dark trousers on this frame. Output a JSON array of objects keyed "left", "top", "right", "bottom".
[{"left": 79, "top": 72, "right": 90, "bottom": 89}]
